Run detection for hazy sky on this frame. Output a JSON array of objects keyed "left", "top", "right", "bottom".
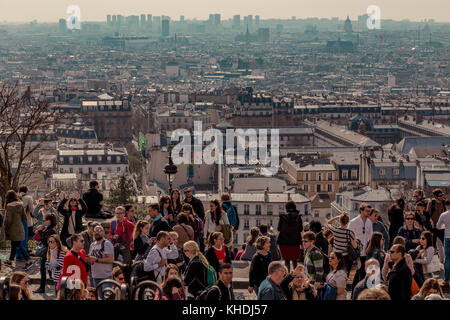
[{"left": 1, "top": 0, "right": 449, "bottom": 23}]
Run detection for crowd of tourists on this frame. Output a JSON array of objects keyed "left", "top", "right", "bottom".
[{"left": 1, "top": 182, "right": 449, "bottom": 301}]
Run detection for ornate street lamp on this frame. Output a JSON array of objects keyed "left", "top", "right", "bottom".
[{"left": 163, "top": 148, "right": 177, "bottom": 195}]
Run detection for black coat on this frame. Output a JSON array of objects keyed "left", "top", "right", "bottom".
[
  {"left": 205, "top": 246, "right": 232, "bottom": 274},
  {"left": 414, "top": 211, "right": 432, "bottom": 231},
  {"left": 206, "top": 280, "right": 235, "bottom": 301},
  {"left": 149, "top": 218, "right": 171, "bottom": 238},
  {"left": 184, "top": 197, "right": 205, "bottom": 222},
  {"left": 133, "top": 236, "right": 150, "bottom": 256},
  {"left": 277, "top": 210, "right": 303, "bottom": 246},
  {"left": 280, "top": 274, "right": 316, "bottom": 300},
  {"left": 388, "top": 206, "right": 404, "bottom": 244},
  {"left": 58, "top": 198, "right": 87, "bottom": 242},
  {"left": 184, "top": 256, "right": 207, "bottom": 298},
  {"left": 315, "top": 232, "right": 329, "bottom": 256},
  {"left": 82, "top": 188, "right": 103, "bottom": 216},
  {"left": 249, "top": 252, "right": 270, "bottom": 288},
  {"left": 387, "top": 257, "right": 412, "bottom": 301}
]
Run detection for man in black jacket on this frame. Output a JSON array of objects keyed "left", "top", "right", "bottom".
[
  {"left": 309, "top": 220, "right": 328, "bottom": 257},
  {"left": 83, "top": 181, "right": 104, "bottom": 218},
  {"left": 387, "top": 244, "right": 412, "bottom": 301},
  {"left": 148, "top": 203, "right": 171, "bottom": 238},
  {"left": 183, "top": 188, "right": 205, "bottom": 222},
  {"left": 207, "top": 263, "right": 235, "bottom": 301}
]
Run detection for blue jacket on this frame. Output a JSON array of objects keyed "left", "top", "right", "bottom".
[{"left": 257, "top": 277, "right": 286, "bottom": 300}]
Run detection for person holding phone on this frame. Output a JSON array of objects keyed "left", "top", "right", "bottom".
[{"left": 58, "top": 192, "right": 87, "bottom": 247}]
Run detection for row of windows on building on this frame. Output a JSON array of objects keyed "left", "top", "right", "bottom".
[
  {"left": 304, "top": 172, "right": 335, "bottom": 181},
  {"left": 59, "top": 155, "right": 125, "bottom": 164},
  {"left": 59, "top": 166, "right": 128, "bottom": 174},
  {"left": 303, "top": 184, "right": 335, "bottom": 192},
  {"left": 242, "top": 218, "right": 274, "bottom": 230}
]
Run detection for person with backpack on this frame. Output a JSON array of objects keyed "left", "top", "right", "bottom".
[
  {"left": 205, "top": 232, "right": 232, "bottom": 274},
  {"left": 143, "top": 231, "right": 178, "bottom": 284},
  {"left": 86, "top": 225, "right": 114, "bottom": 289},
  {"left": 204, "top": 263, "right": 235, "bottom": 301},
  {"left": 183, "top": 240, "right": 214, "bottom": 299},
  {"left": 302, "top": 231, "right": 326, "bottom": 288},
  {"left": 241, "top": 227, "right": 261, "bottom": 261},
  {"left": 182, "top": 203, "right": 204, "bottom": 249},
  {"left": 221, "top": 193, "right": 239, "bottom": 232},
  {"left": 58, "top": 192, "right": 87, "bottom": 247},
  {"left": 82, "top": 180, "right": 104, "bottom": 219},
  {"left": 388, "top": 198, "right": 405, "bottom": 247},
  {"left": 109, "top": 206, "right": 135, "bottom": 264},
  {"left": 248, "top": 236, "right": 272, "bottom": 295},
  {"left": 277, "top": 200, "right": 303, "bottom": 272}
]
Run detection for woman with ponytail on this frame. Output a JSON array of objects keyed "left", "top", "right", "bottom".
[{"left": 182, "top": 241, "right": 209, "bottom": 299}]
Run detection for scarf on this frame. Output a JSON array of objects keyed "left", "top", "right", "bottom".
[
  {"left": 50, "top": 247, "right": 59, "bottom": 266},
  {"left": 68, "top": 207, "right": 77, "bottom": 235}
]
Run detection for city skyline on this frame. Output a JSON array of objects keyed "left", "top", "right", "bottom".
[{"left": 1, "top": 0, "right": 449, "bottom": 23}]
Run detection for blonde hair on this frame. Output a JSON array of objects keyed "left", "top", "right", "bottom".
[
  {"left": 183, "top": 241, "right": 209, "bottom": 266},
  {"left": 169, "top": 231, "right": 179, "bottom": 239}
]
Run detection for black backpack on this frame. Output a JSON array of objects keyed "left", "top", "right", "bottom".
[
  {"left": 134, "top": 248, "right": 163, "bottom": 283},
  {"left": 196, "top": 285, "right": 221, "bottom": 301}
]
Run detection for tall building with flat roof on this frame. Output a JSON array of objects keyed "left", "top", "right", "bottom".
[
  {"left": 107, "top": 15, "right": 111, "bottom": 25},
  {"left": 233, "top": 15, "right": 240, "bottom": 29},
  {"left": 140, "top": 14, "right": 146, "bottom": 26},
  {"left": 162, "top": 19, "right": 170, "bottom": 36}
]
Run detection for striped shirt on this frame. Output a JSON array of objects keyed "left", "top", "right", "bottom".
[
  {"left": 327, "top": 224, "right": 355, "bottom": 255},
  {"left": 45, "top": 250, "right": 66, "bottom": 283}
]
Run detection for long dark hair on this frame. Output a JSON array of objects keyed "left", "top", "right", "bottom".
[
  {"left": 366, "top": 232, "right": 384, "bottom": 257},
  {"left": 170, "top": 189, "right": 182, "bottom": 214},
  {"left": 390, "top": 198, "right": 405, "bottom": 212},
  {"left": 5, "top": 190, "right": 19, "bottom": 207},
  {"left": 420, "top": 230, "right": 433, "bottom": 249},
  {"left": 331, "top": 251, "right": 345, "bottom": 271},
  {"left": 8, "top": 284, "right": 22, "bottom": 301},
  {"left": 159, "top": 195, "right": 173, "bottom": 215},
  {"left": 210, "top": 199, "right": 222, "bottom": 226}
]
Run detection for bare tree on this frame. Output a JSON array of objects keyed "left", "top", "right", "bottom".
[{"left": 0, "top": 82, "right": 65, "bottom": 204}]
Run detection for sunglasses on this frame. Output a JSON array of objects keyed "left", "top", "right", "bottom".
[
  {"left": 302, "top": 240, "right": 311, "bottom": 243},
  {"left": 94, "top": 229, "right": 103, "bottom": 233},
  {"left": 406, "top": 218, "right": 414, "bottom": 220},
  {"left": 117, "top": 277, "right": 124, "bottom": 281},
  {"left": 389, "top": 250, "right": 396, "bottom": 254},
  {"left": 329, "top": 256, "right": 337, "bottom": 260},
  {"left": 48, "top": 240, "right": 56, "bottom": 244},
  {"left": 183, "top": 249, "right": 190, "bottom": 253},
  {"left": 79, "top": 239, "right": 85, "bottom": 243},
  {"left": 420, "top": 237, "right": 426, "bottom": 240}
]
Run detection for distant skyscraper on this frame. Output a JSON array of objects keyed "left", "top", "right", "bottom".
[
  {"left": 117, "top": 15, "right": 125, "bottom": 26},
  {"left": 112, "top": 15, "right": 117, "bottom": 26},
  {"left": 233, "top": 15, "right": 240, "bottom": 29},
  {"left": 255, "top": 15, "right": 260, "bottom": 28},
  {"left": 107, "top": 15, "right": 112, "bottom": 25},
  {"left": 344, "top": 16, "right": 353, "bottom": 34},
  {"left": 247, "top": 15, "right": 253, "bottom": 31},
  {"left": 209, "top": 14, "right": 214, "bottom": 25},
  {"left": 214, "top": 14, "right": 221, "bottom": 26},
  {"left": 141, "top": 14, "right": 146, "bottom": 26},
  {"left": 180, "top": 15, "right": 185, "bottom": 22},
  {"left": 162, "top": 19, "right": 170, "bottom": 36},
  {"left": 147, "top": 14, "right": 152, "bottom": 27}
]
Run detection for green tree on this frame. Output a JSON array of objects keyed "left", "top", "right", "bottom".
[{"left": 106, "top": 175, "right": 137, "bottom": 208}]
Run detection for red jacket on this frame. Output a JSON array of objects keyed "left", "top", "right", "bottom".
[
  {"left": 109, "top": 218, "right": 134, "bottom": 247},
  {"left": 57, "top": 249, "right": 88, "bottom": 290}
]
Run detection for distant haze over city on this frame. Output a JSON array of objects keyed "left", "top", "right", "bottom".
[{"left": 0, "top": 0, "right": 449, "bottom": 23}]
